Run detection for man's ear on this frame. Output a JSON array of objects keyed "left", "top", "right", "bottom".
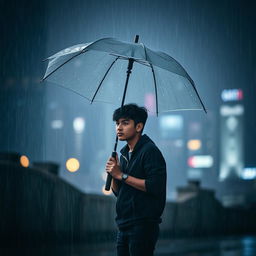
[{"left": 136, "top": 123, "right": 144, "bottom": 133}]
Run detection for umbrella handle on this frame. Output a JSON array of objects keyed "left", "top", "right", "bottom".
[{"left": 105, "top": 151, "right": 117, "bottom": 191}]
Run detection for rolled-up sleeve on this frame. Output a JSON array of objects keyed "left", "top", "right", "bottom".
[{"left": 144, "top": 148, "right": 166, "bottom": 196}]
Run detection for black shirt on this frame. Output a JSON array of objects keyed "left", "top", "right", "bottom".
[{"left": 113, "top": 134, "right": 167, "bottom": 228}]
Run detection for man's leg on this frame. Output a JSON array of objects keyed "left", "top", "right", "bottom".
[
  {"left": 128, "top": 223, "right": 159, "bottom": 256},
  {"left": 117, "top": 228, "right": 130, "bottom": 256}
]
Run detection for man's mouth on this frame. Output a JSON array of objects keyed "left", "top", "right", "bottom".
[{"left": 117, "top": 133, "right": 124, "bottom": 136}]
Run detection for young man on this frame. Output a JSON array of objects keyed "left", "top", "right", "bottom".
[{"left": 105, "top": 104, "right": 167, "bottom": 256}]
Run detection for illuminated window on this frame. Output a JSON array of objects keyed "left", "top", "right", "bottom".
[
  {"left": 51, "top": 120, "right": 63, "bottom": 129},
  {"left": 159, "top": 115, "right": 183, "bottom": 139},
  {"left": 221, "top": 89, "right": 243, "bottom": 102},
  {"left": 188, "top": 155, "right": 213, "bottom": 168}
]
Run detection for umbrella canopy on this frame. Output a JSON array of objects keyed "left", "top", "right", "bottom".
[{"left": 43, "top": 37, "right": 206, "bottom": 115}]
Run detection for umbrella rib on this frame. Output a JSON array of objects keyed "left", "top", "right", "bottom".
[
  {"left": 190, "top": 79, "right": 207, "bottom": 113},
  {"left": 109, "top": 53, "right": 150, "bottom": 66},
  {"left": 134, "top": 60, "right": 150, "bottom": 67},
  {"left": 182, "top": 69, "right": 207, "bottom": 114},
  {"left": 42, "top": 50, "right": 87, "bottom": 81},
  {"left": 150, "top": 63, "right": 159, "bottom": 116},
  {"left": 90, "top": 56, "right": 120, "bottom": 104},
  {"left": 144, "top": 45, "right": 159, "bottom": 115}
]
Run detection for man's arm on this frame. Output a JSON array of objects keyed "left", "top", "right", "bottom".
[
  {"left": 143, "top": 147, "right": 166, "bottom": 196},
  {"left": 111, "top": 170, "right": 146, "bottom": 193},
  {"left": 106, "top": 156, "right": 146, "bottom": 193},
  {"left": 122, "top": 175, "right": 146, "bottom": 192},
  {"left": 106, "top": 149, "right": 166, "bottom": 195}
]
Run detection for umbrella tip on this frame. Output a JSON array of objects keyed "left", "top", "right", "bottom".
[{"left": 134, "top": 35, "right": 139, "bottom": 43}]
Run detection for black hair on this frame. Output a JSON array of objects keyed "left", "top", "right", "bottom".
[{"left": 113, "top": 104, "right": 148, "bottom": 132}]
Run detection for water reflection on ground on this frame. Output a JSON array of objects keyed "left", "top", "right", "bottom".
[{"left": 1, "top": 235, "right": 256, "bottom": 256}]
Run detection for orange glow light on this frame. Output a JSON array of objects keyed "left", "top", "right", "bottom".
[
  {"left": 187, "top": 140, "right": 202, "bottom": 151},
  {"left": 66, "top": 158, "right": 80, "bottom": 172},
  {"left": 20, "top": 155, "right": 29, "bottom": 168}
]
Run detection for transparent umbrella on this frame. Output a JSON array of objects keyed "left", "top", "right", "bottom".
[{"left": 42, "top": 35, "right": 207, "bottom": 190}]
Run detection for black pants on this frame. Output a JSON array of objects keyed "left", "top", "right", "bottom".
[{"left": 116, "top": 223, "right": 159, "bottom": 256}]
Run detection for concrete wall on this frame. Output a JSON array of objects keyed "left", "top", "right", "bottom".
[
  {"left": 0, "top": 162, "right": 116, "bottom": 244},
  {"left": 1, "top": 162, "right": 256, "bottom": 245}
]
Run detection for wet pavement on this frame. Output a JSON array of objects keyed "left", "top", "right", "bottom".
[
  {"left": 156, "top": 235, "right": 256, "bottom": 255},
  {"left": 1, "top": 235, "right": 256, "bottom": 255}
]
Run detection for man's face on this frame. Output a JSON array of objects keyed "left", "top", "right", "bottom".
[{"left": 115, "top": 118, "right": 140, "bottom": 141}]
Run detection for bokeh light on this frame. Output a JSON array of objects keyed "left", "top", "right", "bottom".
[
  {"left": 66, "top": 158, "right": 80, "bottom": 172},
  {"left": 73, "top": 117, "right": 85, "bottom": 134},
  {"left": 187, "top": 140, "right": 202, "bottom": 151},
  {"left": 20, "top": 155, "right": 29, "bottom": 168}
]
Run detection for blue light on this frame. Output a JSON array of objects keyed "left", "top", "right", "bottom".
[
  {"left": 240, "top": 168, "right": 256, "bottom": 180},
  {"left": 221, "top": 89, "right": 243, "bottom": 102}
]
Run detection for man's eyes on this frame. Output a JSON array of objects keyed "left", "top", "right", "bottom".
[{"left": 116, "top": 121, "right": 129, "bottom": 125}]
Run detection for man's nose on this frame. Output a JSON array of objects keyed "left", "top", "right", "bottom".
[{"left": 117, "top": 124, "right": 123, "bottom": 130}]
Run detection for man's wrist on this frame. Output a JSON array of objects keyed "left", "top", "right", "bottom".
[
  {"left": 115, "top": 173, "right": 129, "bottom": 181},
  {"left": 116, "top": 173, "right": 123, "bottom": 181},
  {"left": 121, "top": 173, "right": 129, "bottom": 182}
]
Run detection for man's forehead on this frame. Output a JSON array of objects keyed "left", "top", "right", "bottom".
[{"left": 116, "top": 118, "right": 131, "bottom": 122}]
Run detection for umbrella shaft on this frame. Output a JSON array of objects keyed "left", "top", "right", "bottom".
[
  {"left": 106, "top": 36, "right": 139, "bottom": 191},
  {"left": 127, "top": 58, "right": 134, "bottom": 72},
  {"left": 121, "top": 58, "right": 134, "bottom": 107}
]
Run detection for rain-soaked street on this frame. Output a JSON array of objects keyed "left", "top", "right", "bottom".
[{"left": 1, "top": 236, "right": 256, "bottom": 256}]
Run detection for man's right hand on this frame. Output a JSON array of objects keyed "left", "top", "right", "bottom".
[{"left": 105, "top": 154, "right": 122, "bottom": 181}]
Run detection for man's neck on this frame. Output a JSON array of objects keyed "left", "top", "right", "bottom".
[{"left": 127, "top": 134, "right": 141, "bottom": 152}]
